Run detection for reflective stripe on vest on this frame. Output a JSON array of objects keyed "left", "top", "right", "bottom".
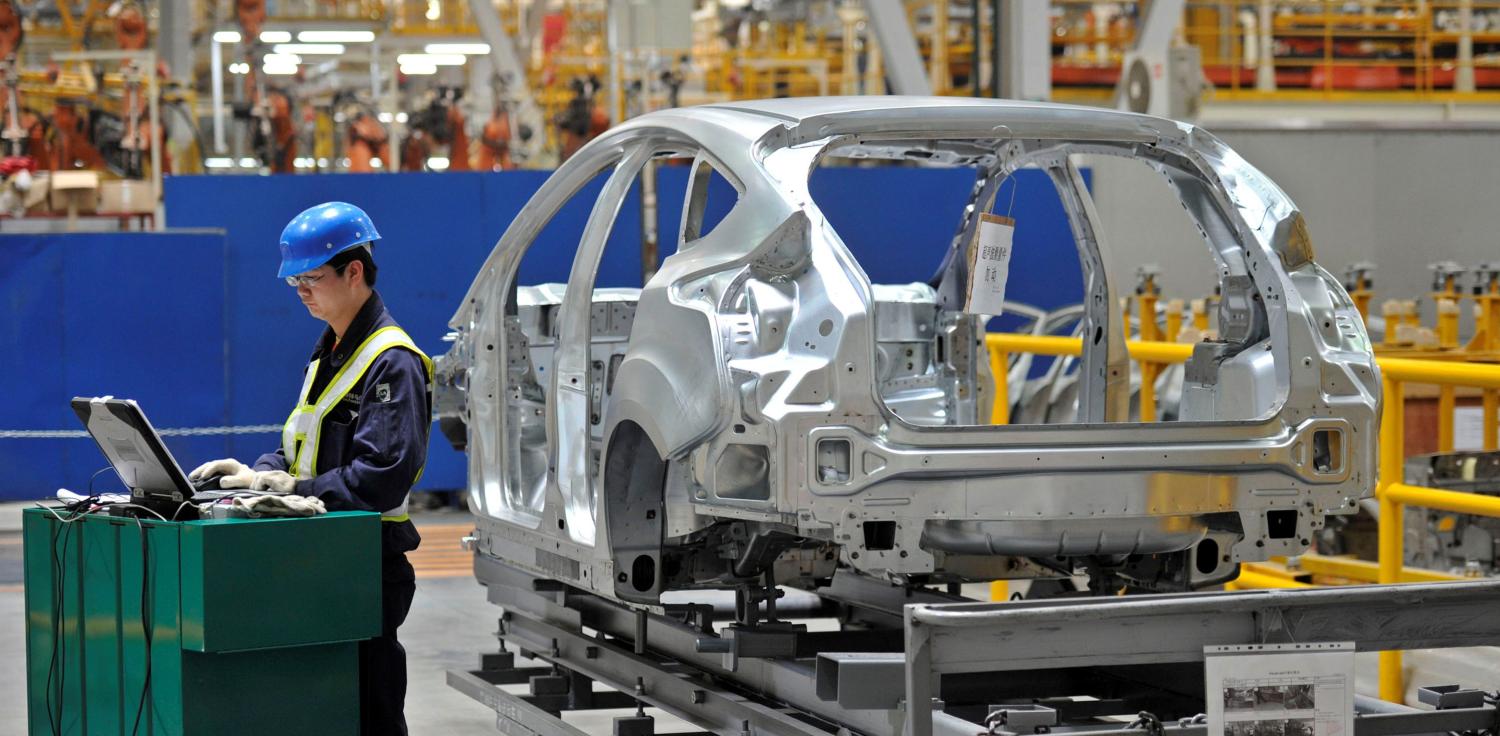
[{"left": 281, "top": 325, "right": 433, "bottom": 521}]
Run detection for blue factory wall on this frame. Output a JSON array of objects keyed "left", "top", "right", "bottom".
[{"left": 0, "top": 167, "right": 1083, "bottom": 501}]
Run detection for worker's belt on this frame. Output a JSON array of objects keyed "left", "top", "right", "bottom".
[{"left": 282, "top": 325, "right": 433, "bottom": 521}]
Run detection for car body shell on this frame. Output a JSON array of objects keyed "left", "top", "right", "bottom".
[{"left": 437, "top": 97, "right": 1379, "bottom": 601}]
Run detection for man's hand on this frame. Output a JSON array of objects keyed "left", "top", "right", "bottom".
[
  {"left": 188, "top": 458, "right": 254, "bottom": 486},
  {"left": 248, "top": 470, "right": 297, "bottom": 494}
]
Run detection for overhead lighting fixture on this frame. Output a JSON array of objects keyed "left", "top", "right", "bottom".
[
  {"left": 399, "top": 62, "right": 437, "bottom": 76},
  {"left": 228, "top": 62, "right": 250, "bottom": 74},
  {"left": 298, "top": 30, "right": 375, "bottom": 43},
  {"left": 396, "top": 53, "right": 465, "bottom": 66},
  {"left": 263, "top": 53, "right": 300, "bottom": 75},
  {"left": 425, "top": 0, "right": 441, "bottom": 21},
  {"left": 424, "top": 43, "right": 490, "bottom": 55},
  {"left": 273, "top": 43, "right": 345, "bottom": 55},
  {"left": 213, "top": 31, "right": 242, "bottom": 43},
  {"left": 238, "top": 158, "right": 259, "bottom": 167},
  {"left": 259, "top": 31, "right": 292, "bottom": 43},
  {"left": 427, "top": 157, "right": 450, "bottom": 171},
  {"left": 205, "top": 157, "right": 234, "bottom": 168}
]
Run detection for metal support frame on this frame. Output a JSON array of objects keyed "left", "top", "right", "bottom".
[
  {"left": 156, "top": 0, "right": 192, "bottom": 83},
  {"left": 52, "top": 49, "right": 161, "bottom": 230},
  {"left": 211, "top": 40, "right": 226, "bottom": 153},
  {"left": 1113, "top": 0, "right": 1190, "bottom": 116},
  {"left": 455, "top": 557, "right": 1500, "bottom": 736},
  {"left": 862, "top": 0, "right": 933, "bottom": 95},
  {"left": 469, "top": 0, "right": 546, "bottom": 163},
  {"left": 995, "top": 0, "right": 1051, "bottom": 100},
  {"left": 155, "top": 0, "right": 192, "bottom": 155},
  {"left": 904, "top": 580, "right": 1500, "bottom": 736}
]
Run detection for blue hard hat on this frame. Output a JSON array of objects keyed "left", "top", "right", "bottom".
[{"left": 277, "top": 201, "right": 382, "bottom": 278}]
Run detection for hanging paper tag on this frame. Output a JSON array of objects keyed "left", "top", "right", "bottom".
[{"left": 964, "top": 213, "right": 1014, "bottom": 316}]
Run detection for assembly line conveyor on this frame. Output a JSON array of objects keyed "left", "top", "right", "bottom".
[{"left": 450, "top": 557, "right": 1500, "bottom": 736}]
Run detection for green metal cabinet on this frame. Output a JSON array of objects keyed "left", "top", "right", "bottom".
[{"left": 23, "top": 509, "right": 382, "bottom": 735}]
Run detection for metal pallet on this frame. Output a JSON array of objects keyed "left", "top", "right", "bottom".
[{"left": 452, "top": 556, "right": 1500, "bottom": 736}]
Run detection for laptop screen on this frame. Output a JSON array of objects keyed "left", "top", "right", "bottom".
[{"left": 71, "top": 396, "right": 194, "bottom": 502}]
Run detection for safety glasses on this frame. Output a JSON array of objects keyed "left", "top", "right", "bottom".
[
  {"left": 285, "top": 272, "right": 328, "bottom": 288},
  {"left": 285, "top": 264, "right": 346, "bottom": 288}
]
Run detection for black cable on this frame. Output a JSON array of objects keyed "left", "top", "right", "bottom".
[
  {"left": 44, "top": 513, "right": 60, "bottom": 735},
  {"left": 87, "top": 466, "right": 113, "bottom": 496},
  {"left": 39, "top": 478, "right": 106, "bottom": 735},
  {"left": 39, "top": 465, "right": 152, "bottom": 734},
  {"left": 44, "top": 499, "right": 89, "bottom": 736},
  {"left": 53, "top": 504, "right": 80, "bottom": 736},
  {"left": 129, "top": 517, "right": 153, "bottom": 735}
]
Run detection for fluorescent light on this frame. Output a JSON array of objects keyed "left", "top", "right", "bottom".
[
  {"left": 205, "top": 157, "right": 234, "bottom": 168},
  {"left": 238, "top": 158, "right": 258, "bottom": 167},
  {"left": 274, "top": 43, "right": 344, "bottom": 55},
  {"left": 263, "top": 52, "right": 301, "bottom": 75},
  {"left": 399, "top": 62, "right": 437, "bottom": 75},
  {"left": 298, "top": 30, "right": 375, "bottom": 43},
  {"left": 397, "top": 53, "right": 464, "bottom": 66},
  {"left": 213, "top": 31, "right": 242, "bottom": 43},
  {"left": 427, "top": 156, "right": 450, "bottom": 170},
  {"left": 425, "top": 43, "right": 490, "bottom": 55},
  {"left": 259, "top": 31, "right": 292, "bottom": 43},
  {"left": 228, "top": 62, "right": 249, "bottom": 74}
]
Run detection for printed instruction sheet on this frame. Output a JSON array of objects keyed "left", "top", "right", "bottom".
[
  {"left": 1205, "top": 643, "right": 1355, "bottom": 736},
  {"left": 964, "top": 213, "right": 1014, "bottom": 316}
]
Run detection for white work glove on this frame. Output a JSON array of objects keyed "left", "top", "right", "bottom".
[
  {"left": 188, "top": 458, "right": 255, "bottom": 487},
  {"left": 246, "top": 470, "right": 297, "bottom": 494}
]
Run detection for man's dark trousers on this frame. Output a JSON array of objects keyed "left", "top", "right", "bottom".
[{"left": 360, "top": 553, "right": 416, "bottom": 736}]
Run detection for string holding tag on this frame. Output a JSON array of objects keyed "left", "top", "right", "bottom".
[{"left": 1004, "top": 170, "right": 1019, "bottom": 220}]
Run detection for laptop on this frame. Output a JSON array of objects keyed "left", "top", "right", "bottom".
[{"left": 70, "top": 396, "right": 228, "bottom": 518}]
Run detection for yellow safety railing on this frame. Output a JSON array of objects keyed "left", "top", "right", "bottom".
[
  {"left": 986, "top": 332, "right": 1500, "bottom": 703},
  {"left": 1280, "top": 552, "right": 1464, "bottom": 584},
  {"left": 1373, "top": 357, "right": 1500, "bottom": 701}
]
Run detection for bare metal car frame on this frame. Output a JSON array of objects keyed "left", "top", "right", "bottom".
[{"left": 437, "top": 97, "right": 1379, "bottom": 603}]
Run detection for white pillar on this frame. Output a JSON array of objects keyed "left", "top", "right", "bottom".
[
  {"left": 1456, "top": 0, "right": 1476, "bottom": 93},
  {"left": 998, "top": 0, "right": 1051, "bottom": 100},
  {"left": 1256, "top": 0, "right": 1277, "bottom": 92}
]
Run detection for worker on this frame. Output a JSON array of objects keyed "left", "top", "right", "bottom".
[{"left": 188, "top": 201, "right": 431, "bottom": 736}]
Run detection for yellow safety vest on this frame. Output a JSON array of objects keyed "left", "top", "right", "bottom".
[{"left": 281, "top": 325, "right": 433, "bottom": 522}]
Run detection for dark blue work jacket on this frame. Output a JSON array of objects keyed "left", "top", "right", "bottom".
[{"left": 254, "top": 291, "right": 428, "bottom": 557}]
